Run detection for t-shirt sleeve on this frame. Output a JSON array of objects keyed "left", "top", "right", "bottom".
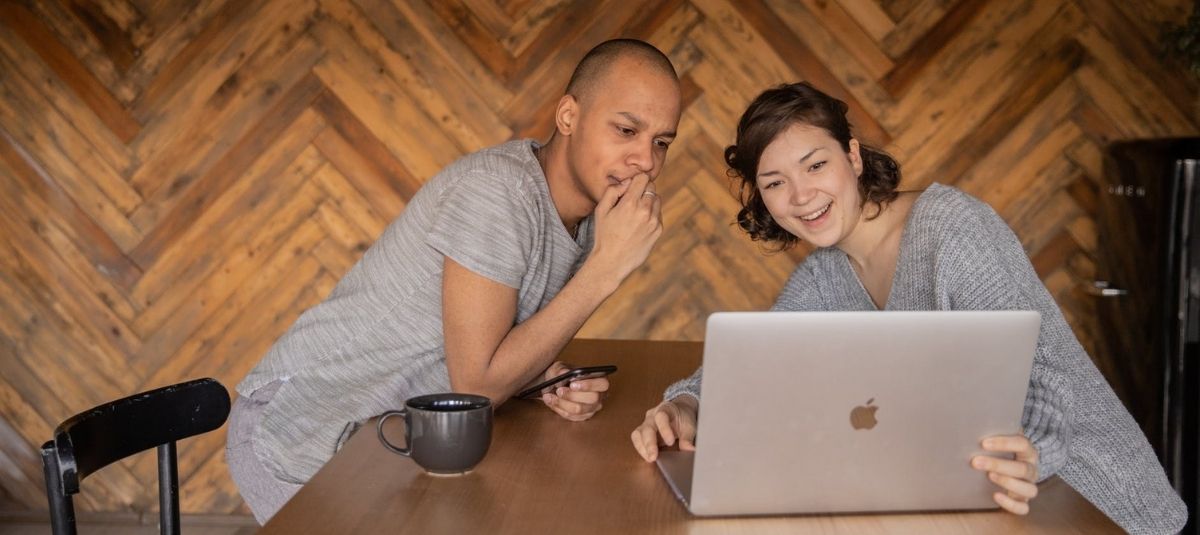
[{"left": 426, "top": 172, "right": 535, "bottom": 289}]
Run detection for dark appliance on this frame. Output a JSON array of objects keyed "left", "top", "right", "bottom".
[{"left": 1095, "top": 138, "right": 1200, "bottom": 533}]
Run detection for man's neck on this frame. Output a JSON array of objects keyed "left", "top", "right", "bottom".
[{"left": 537, "top": 136, "right": 595, "bottom": 235}]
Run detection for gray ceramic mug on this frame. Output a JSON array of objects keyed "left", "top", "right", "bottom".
[{"left": 376, "top": 393, "right": 493, "bottom": 475}]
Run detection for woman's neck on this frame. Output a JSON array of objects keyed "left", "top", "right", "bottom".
[{"left": 838, "top": 193, "right": 917, "bottom": 272}]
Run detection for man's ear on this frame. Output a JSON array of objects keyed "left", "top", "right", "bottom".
[{"left": 556, "top": 95, "right": 578, "bottom": 136}]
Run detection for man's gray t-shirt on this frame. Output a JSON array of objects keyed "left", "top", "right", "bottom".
[{"left": 237, "top": 139, "right": 592, "bottom": 484}]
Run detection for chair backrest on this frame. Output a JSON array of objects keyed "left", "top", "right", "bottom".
[{"left": 41, "top": 378, "right": 231, "bottom": 534}]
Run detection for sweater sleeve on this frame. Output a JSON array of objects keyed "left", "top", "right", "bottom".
[
  {"left": 663, "top": 256, "right": 829, "bottom": 402},
  {"left": 941, "top": 200, "right": 1186, "bottom": 534}
]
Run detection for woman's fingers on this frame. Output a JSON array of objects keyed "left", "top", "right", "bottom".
[
  {"left": 972, "top": 456, "right": 1037, "bottom": 482},
  {"left": 654, "top": 407, "right": 678, "bottom": 446},
  {"left": 631, "top": 424, "right": 660, "bottom": 461},
  {"left": 993, "top": 491, "right": 1031, "bottom": 515},
  {"left": 988, "top": 472, "right": 1039, "bottom": 501}
]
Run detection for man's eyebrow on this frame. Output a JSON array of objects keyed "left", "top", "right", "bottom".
[
  {"left": 617, "top": 111, "right": 646, "bottom": 129},
  {"left": 617, "top": 111, "right": 676, "bottom": 138}
]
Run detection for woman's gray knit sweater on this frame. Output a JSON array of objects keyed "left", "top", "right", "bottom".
[{"left": 664, "top": 184, "right": 1186, "bottom": 534}]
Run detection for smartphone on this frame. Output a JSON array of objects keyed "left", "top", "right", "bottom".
[{"left": 515, "top": 365, "right": 617, "bottom": 400}]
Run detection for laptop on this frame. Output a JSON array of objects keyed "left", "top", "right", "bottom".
[{"left": 656, "top": 310, "right": 1040, "bottom": 516}]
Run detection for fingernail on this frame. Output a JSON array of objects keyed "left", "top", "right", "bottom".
[
  {"left": 982, "top": 438, "right": 994, "bottom": 448},
  {"left": 556, "top": 387, "right": 567, "bottom": 396},
  {"left": 570, "top": 382, "right": 580, "bottom": 390},
  {"left": 972, "top": 457, "right": 986, "bottom": 469},
  {"left": 542, "top": 393, "right": 554, "bottom": 404}
]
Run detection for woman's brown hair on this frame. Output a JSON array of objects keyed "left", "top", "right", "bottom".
[{"left": 727, "top": 82, "right": 901, "bottom": 250}]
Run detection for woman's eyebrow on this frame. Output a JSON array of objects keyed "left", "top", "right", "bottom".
[{"left": 757, "top": 147, "right": 820, "bottom": 179}]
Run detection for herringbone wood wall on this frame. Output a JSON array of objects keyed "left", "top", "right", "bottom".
[{"left": 1, "top": 0, "right": 1197, "bottom": 516}]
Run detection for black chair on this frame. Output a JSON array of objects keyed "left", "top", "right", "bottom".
[{"left": 40, "top": 378, "right": 231, "bottom": 535}]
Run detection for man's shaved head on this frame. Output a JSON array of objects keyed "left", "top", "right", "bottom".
[{"left": 564, "top": 39, "right": 678, "bottom": 103}]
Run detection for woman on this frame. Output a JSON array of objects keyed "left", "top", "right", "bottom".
[{"left": 630, "top": 82, "right": 1186, "bottom": 534}]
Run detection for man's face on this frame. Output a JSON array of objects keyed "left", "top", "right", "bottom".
[{"left": 563, "top": 57, "right": 682, "bottom": 204}]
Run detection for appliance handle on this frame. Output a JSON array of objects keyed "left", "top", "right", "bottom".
[{"left": 1086, "top": 280, "right": 1129, "bottom": 297}]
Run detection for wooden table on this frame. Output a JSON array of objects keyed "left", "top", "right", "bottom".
[{"left": 261, "top": 339, "right": 1120, "bottom": 534}]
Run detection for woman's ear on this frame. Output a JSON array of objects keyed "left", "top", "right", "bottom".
[
  {"left": 555, "top": 95, "right": 578, "bottom": 136},
  {"left": 848, "top": 138, "right": 864, "bottom": 177}
]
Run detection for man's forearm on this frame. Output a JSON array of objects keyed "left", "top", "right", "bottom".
[{"left": 476, "top": 261, "right": 621, "bottom": 402}]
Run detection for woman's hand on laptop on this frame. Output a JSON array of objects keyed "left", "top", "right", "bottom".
[
  {"left": 970, "top": 434, "right": 1039, "bottom": 514},
  {"left": 631, "top": 396, "right": 698, "bottom": 462},
  {"left": 540, "top": 362, "right": 609, "bottom": 421}
]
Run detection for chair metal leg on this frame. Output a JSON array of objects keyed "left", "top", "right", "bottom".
[
  {"left": 158, "top": 442, "right": 180, "bottom": 535},
  {"left": 41, "top": 441, "right": 76, "bottom": 535}
]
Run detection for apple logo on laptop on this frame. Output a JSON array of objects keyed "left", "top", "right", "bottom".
[{"left": 850, "top": 398, "right": 878, "bottom": 430}]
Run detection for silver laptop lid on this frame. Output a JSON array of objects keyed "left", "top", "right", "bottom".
[{"left": 686, "top": 311, "right": 1039, "bottom": 516}]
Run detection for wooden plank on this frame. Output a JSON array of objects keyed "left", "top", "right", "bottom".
[
  {"left": 426, "top": 0, "right": 518, "bottom": 80},
  {"left": 0, "top": 127, "right": 142, "bottom": 290},
  {"left": 0, "top": 231, "right": 141, "bottom": 396},
  {"left": 129, "top": 0, "right": 316, "bottom": 161},
  {"left": 776, "top": 0, "right": 895, "bottom": 80},
  {"left": 0, "top": 23, "right": 133, "bottom": 175},
  {"left": 121, "top": 0, "right": 237, "bottom": 98},
  {"left": 0, "top": 2, "right": 140, "bottom": 141},
  {"left": 0, "top": 201, "right": 142, "bottom": 359},
  {"left": 880, "top": 0, "right": 960, "bottom": 59},
  {"left": 128, "top": 72, "right": 325, "bottom": 268},
  {"left": 317, "top": 0, "right": 511, "bottom": 151},
  {"left": 131, "top": 178, "right": 324, "bottom": 373},
  {"left": 0, "top": 75, "right": 144, "bottom": 253},
  {"left": 880, "top": 0, "right": 924, "bottom": 21},
  {"left": 462, "top": 0, "right": 516, "bottom": 38},
  {"left": 136, "top": 209, "right": 326, "bottom": 388},
  {"left": 0, "top": 412, "right": 48, "bottom": 510},
  {"left": 883, "top": 0, "right": 1067, "bottom": 130},
  {"left": 311, "top": 163, "right": 388, "bottom": 241},
  {"left": 885, "top": 0, "right": 1070, "bottom": 163},
  {"left": 65, "top": 0, "right": 141, "bottom": 73},
  {"left": 721, "top": 0, "right": 892, "bottom": 146},
  {"left": 834, "top": 0, "right": 897, "bottom": 43},
  {"left": 1075, "top": 24, "right": 1199, "bottom": 134},
  {"left": 983, "top": 110, "right": 1091, "bottom": 211},
  {"left": 645, "top": 0, "right": 704, "bottom": 75},
  {"left": 1097, "top": 0, "right": 1200, "bottom": 125},
  {"left": 311, "top": 123, "right": 411, "bottom": 220},
  {"left": 1074, "top": 63, "right": 1184, "bottom": 139},
  {"left": 904, "top": 37, "right": 1086, "bottom": 188},
  {"left": 880, "top": 0, "right": 990, "bottom": 97},
  {"left": 357, "top": 0, "right": 512, "bottom": 106},
  {"left": 761, "top": 0, "right": 895, "bottom": 121},
  {"left": 129, "top": 0, "right": 260, "bottom": 120},
  {"left": 130, "top": 112, "right": 325, "bottom": 331},
  {"left": 311, "top": 28, "right": 462, "bottom": 181},
  {"left": 0, "top": 51, "right": 141, "bottom": 214},
  {"left": 500, "top": 0, "right": 570, "bottom": 57},
  {"left": 128, "top": 21, "right": 323, "bottom": 218}
]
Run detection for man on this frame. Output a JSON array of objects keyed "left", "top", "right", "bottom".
[{"left": 226, "top": 39, "right": 682, "bottom": 523}]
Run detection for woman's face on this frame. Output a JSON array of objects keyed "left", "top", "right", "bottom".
[{"left": 754, "top": 123, "right": 864, "bottom": 248}]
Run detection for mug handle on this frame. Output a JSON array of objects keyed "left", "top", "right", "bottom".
[{"left": 377, "top": 409, "right": 411, "bottom": 457}]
